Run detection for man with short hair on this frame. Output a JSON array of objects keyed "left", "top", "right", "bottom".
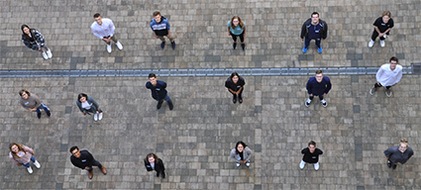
[
  {"left": 299, "top": 141, "right": 323, "bottom": 171},
  {"left": 300, "top": 12, "right": 328, "bottom": 54},
  {"left": 370, "top": 56, "right": 402, "bottom": 97},
  {"left": 150, "top": 11, "right": 176, "bottom": 50},
  {"left": 305, "top": 70, "right": 332, "bottom": 108},
  {"left": 384, "top": 138, "right": 414, "bottom": 170},
  {"left": 69, "top": 146, "right": 107, "bottom": 180},
  {"left": 145, "top": 73, "right": 174, "bottom": 110},
  {"left": 90, "top": 13, "right": 123, "bottom": 53}
]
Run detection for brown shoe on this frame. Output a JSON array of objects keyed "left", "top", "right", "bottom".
[
  {"left": 88, "top": 170, "right": 94, "bottom": 179},
  {"left": 100, "top": 166, "right": 107, "bottom": 175}
]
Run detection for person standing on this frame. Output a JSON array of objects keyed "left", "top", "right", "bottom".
[
  {"left": 299, "top": 141, "right": 323, "bottom": 171},
  {"left": 19, "top": 89, "right": 51, "bottom": 119},
  {"left": 227, "top": 16, "right": 246, "bottom": 50},
  {"left": 384, "top": 138, "right": 414, "bottom": 170},
  {"left": 9, "top": 143, "right": 41, "bottom": 174},
  {"left": 225, "top": 72, "right": 246, "bottom": 104},
  {"left": 368, "top": 11, "right": 394, "bottom": 48},
  {"left": 300, "top": 12, "right": 328, "bottom": 54},
  {"left": 90, "top": 13, "right": 123, "bottom": 53},
  {"left": 69, "top": 146, "right": 107, "bottom": 179},
  {"left": 229, "top": 141, "right": 252, "bottom": 168},
  {"left": 150, "top": 11, "right": 176, "bottom": 50},
  {"left": 21, "top": 24, "right": 52, "bottom": 60},
  {"left": 145, "top": 73, "right": 174, "bottom": 110},
  {"left": 305, "top": 70, "right": 332, "bottom": 108},
  {"left": 369, "top": 56, "right": 402, "bottom": 97},
  {"left": 76, "top": 93, "right": 103, "bottom": 121},
  {"left": 144, "top": 153, "right": 166, "bottom": 179}
]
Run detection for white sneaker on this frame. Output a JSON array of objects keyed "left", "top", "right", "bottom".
[
  {"left": 27, "top": 166, "right": 33, "bottom": 174},
  {"left": 116, "top": 41, "right": 123, "bottom": 50},
  {"left": 314, "top": 162, "right": 320, "bottom": 170},
  {"left": 380, "top": 40, "right": 385, "bottom": 47},
  {"left": 236, "top": 163, "right": 240, "bottom": 167},
  {"left": 46, "top": 49, "right": 53, "bottom": 58},
  {"left": 368, "top": 40, "right": 375, "bottom": 48},
  {"left": 299, "top": 160, "right": 306, "bottom": 169},
  {"left": 321, "top": 99, "right": 328, "bottom": 108},
  {"left": 246, "top": 162, "right": 250, "bottom": 167},
  {"left": 93, "top": 113, "right": 98, "bottom": 121},
  {"left": 106, "top": 44, "right": 112, "bottom": 53},
  {"left": 42, "top": 51, "right": 48, "bottom": 60},
  {"left": 33, "top": 160, "right": 41, "bottom": 168},
  {"left": 305, "top": 98, "right": 311, "bottom": 107},
  {"left": 98, "top": 112, "right": 103, "bottom": 121}
]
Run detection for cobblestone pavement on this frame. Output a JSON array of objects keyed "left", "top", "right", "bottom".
[{"left": 1, "top": 0, "right": 421, "bottom": 190}]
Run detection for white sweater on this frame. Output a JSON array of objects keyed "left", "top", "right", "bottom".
[
  {"left": 90, "top": 18, "right": 115, "bottom": 39},
  {"left": 376, "top": 63, "right": 403, "bottom": 86}
]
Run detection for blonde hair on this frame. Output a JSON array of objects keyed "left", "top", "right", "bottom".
[{"left": 382, "top": 11, "right": 391, "bottom": 18}]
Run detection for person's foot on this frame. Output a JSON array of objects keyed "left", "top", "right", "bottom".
[
  {"left": 156, "top": 172, "right": 160, "bottom": 177},
  {"left": 37, "top": 112, "right": 41, "bottom": 119},
  {"left": 236, "top": 163, "right": 240, "bottom": 167},
  {"left": 380, "top": 40, "right": 385, "bottom": 47},
  {"left": 100, "top": 166, "right": 107, "bottom": 175},
  {"left": 157, "top": 101, "right": 163, "bottom": 110},
  {"left": 168, "top": 102, "right": 174, "bottom": 110},
  {"left": 33, "top": 160, "right": 41, "bottom": 168},
  {"left": 46, "top": 48, "right": 53, "bottom": 58},
  {"left": 106, "top": 44, "right": 112, "bottom": 53},
  {"left": 88, "top": 170, "right": 94, "bottom": 179},
  {"left": 233, "top": 43, "right": 237, "bottom": 50},
  {"left": 305, "top": 98, "right": 311, "bottom": 107},
  {"left": 245, "top": 162, "right": 250, "bottom": 167},
  {"left": 317, "top": 47, "right": 323, "bottom": 54},
  {"left": 387, "top": 160, "right": 392, "bottom": 168},
  {"left": 299, "top": 160, "right": 306, "bottom": 169},
  {"left": 314, "top": 162, "right": 320, "bottom": 171},
  {"left": 93, "top": 113, "right": 98, "bottom": 121},
  {"left": 232, "top": 96, "right": 237, "bottom": 104},
  {"left": 98, "top": 112, "right": 103, "bottom": 121},
  {"left": 162, "top": 173, "right": 166, "bottom": 179},
  {"left": 27, "top": 166, "right": 33, "bottom": 174},
  {"left": 368, "top": 40, "right": 375, "bottom": 48},
  {"left": 42, "top": 51, "right": 48, "bottom": 60},
  {"left": 238, "top": 96, "right": 243, "bottom": 104},
  {"left": 46, "top": 110, "right": 51, "bottom": 117},
  {"left": 385, "top": 89, "right": 392, "bottom": 97},
  {"left": 116, "top": 41, "right": 123, "bottom": 50},
  {"left": 171, "top": 41, "right": 176, "bottom": 50},
  {"left": 369, "top": 87, "right": 377, "bottom": 95},
  {"left": 302, "top": 47, "right": 308, "bottom": 54},
  {"left": 392, "top": 164, "right": 397, "bottom": 170},
  {"left": 160, "top": 41, "right": 166, "bottom": 49},
  {"left": 321, "top": 99, "right": 328, "bottom": 108},
  {"left": 241, "top": 43, "right": 245, "bottom": 51}
]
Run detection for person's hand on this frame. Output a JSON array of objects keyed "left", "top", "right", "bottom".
[
  {"left": 82, "top": 112, "right": 87, "bottom": 115},
  {"left": 29, "top": 108, "right": 36, "bottom": 112}
]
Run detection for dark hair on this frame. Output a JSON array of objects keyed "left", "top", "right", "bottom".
[
  {"left": 382, "top": 10, "right": 392, "bottom": 18},
  {"left": 77, "top": 93, "right": 88, "bottom": 102},
  {"left": 389, "top": 56, "right": 399, "bottom": 63},
  {"left": 9, "top": 143, "right": 26, "bottom": 159},
  {"left": 145, "top": 153, "right": 158, "bottom": 162},
  {"left": 21, "top": 24, "right": 30, "bottom": 34},
  {"left": 311, "top": 12, "right": 319, "bottom": 17},
  {"left": 315, "top": 70, "right": 323, "bottom": 74},
  {"left": 148, "top": 73, "right": 157, "bottom": 78},
  {"left": 230, "top": 72, "right": 241, "bottom": 80},
  {"left": 19, "top": 89, "right": 31, "bottom": 97},
  {"left": 230, "top": 16, "right": 244, "bottom": 29},
  {"left": 153, "top": 11, "right": 161, "bottom": 17},
  {"left": 308, "top": 140, "right": 316, "bottom": 147},
  {"left": 93, "top": 13, "right": 101, "bottom": 18},
  {"left": 69, "top": 146, "right": 79, "bottom": 153},
  {"left": 235, "top": 141, "right": 247, "bottom": 153}
]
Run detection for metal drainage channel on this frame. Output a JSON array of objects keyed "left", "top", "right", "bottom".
[{"left": 0, "top": 66, "right": 414, "bottom": 78}]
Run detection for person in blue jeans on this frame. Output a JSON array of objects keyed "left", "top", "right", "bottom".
[
  {"left": 146, "top": 73, "right": 174, "bottom": 110},
  {"left": 227, "top": 16, "right": 246, "bottom": 50},
  {"left": 300, "top": 12, "right": 328, "bottom": 54},
  {"left": 76, "top": 93, "right": 103, "bottom": 121},
  {"left": 305, "top": 70, "right": 332, "bottom": 108},
  {"left": 19, "top": 89, "right": 51, "bottom": 119},
  {"left": 9, "top": 143, "right": 41, "bottom": 174}
]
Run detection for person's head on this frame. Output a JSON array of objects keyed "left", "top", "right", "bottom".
[
  {"left": 19, "top": 89, "right": 31, "bottom": 100},
  {"left": 235, "top": 141, "right": 247, "bottom": 153},
  {"left": 146, "top": 153, "right": 158, "bottom": 163},
  {"left": 153, "top": 11, "right": 162, "bottom": 23},
  {"left": 70, "top": 146, "right": 81, "bottom": 158},
  {"left": 311, "top": 12, "right": 320, "bottom": 24},
  {"left": 77, "top": 93, "right": 88, "bottom": 103},
  {"left": 389, "top": 56, "right": 399, "bottom": 70},
  {"left": 148, "top": 73, "right": 157, "bottom": 85},
  {"left": 230, "top": 16, "right": 244, "bottom": 28},
  {"left": 21, "top": 24, "right": 31, "bottom": 35},
  {"left": 398, "top": 138, "right": 408, "bottom": 153},
  {"left": 381, "top": 11, "right": 392, "bottom": 23},
  {"left": 315, "top": 70, "right": 324, "bottom": 83},
  {"left": 93, "top": 13, "right": 103, "bottom": 25},
  {"left": 9, "top": 143, "right": 24, "bottom": 154},
  {"left": 230, "top": 72, "right": 241, "bottom": 84},
  {"left": 308, "top": 140, "right": 317, "bottom": 153}
]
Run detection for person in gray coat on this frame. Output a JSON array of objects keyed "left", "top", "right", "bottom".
[
  {"left": 229, "top": 141, "right": 252, "bottom": 167},
  {"left": 384, "top": 138, "right": 414, "bottom": 170},
  {"left": 76, "top": 93, "right": 103, "bottom": 121}
]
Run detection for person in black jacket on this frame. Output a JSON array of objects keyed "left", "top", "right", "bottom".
[
  {"left": 21, "top": 24, "right": 52, "bottom": 60},
  {"left": 225, "top": 72, "right": 246, "bottom": 104},
  {"left": 384, "top": 138, "right": 414, "bottom": 170},
  {"left": 144, "top": 153, "right": 166, "bottom": 178},
  {"left": 305, "top": 70, "right": 332, "bottom": 108},
  {"left": 299, "top": 141, "right": 323, "bottom": 171},
  {"left": 146, "top": 73, "right": 174, "bottom": 110},
  {"left": 300, "top": 12, "right": 328, "bottom": 54},
  {"left": 368, "top": 11, "right": 394, "bottom": 48},
  {"left": 70, "top": 146, "right": 107, "bottom": 179}
]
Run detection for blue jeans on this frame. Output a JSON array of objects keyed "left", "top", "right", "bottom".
[
  {"left": 36, "top": 103, "right": 50, "bottom": 115},
  {"left": 157, "top": 95, "right": 173, "bottom": 106},
  {"left": 22, "top": 156, "right": 37, "bottom": 168},
  {"left": 304, "top": 37, "right": 321, "bottom": 49}
]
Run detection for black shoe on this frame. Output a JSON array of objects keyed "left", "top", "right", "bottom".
[
  {"left": 387, "top": 160, "right": 392, "bottom": 168},
  {"left": 46, "top": 111, "right": 51, "bottom": 117},
  {"left": 238, "top": 97, "right": 243, "bottom": 104},
  {"left": 233, "top": 43, "right": 237, "bottom": 49},
  {"left": 233, "top": 97, "right": 237, "bottom": 104},
  {"left": 157, "top": 101, "right": 163, "bottom": 110},
  {"left": 160, "top": 41, "right": 165, "bottom": 49},
  {"left": 156, "top": 172, "right": 160, "bottom": 177},
  {"left": 168, "top": 102, "right": 174, "bottom": 110},
  {"left": 171, "top": 41, "right": 176, "bottom": 50},
  {"left": 37, "top": 112, "right": 41, "bottom": 119},
  {"left": 162, "top": 172, "right": 166, "bottom": 179},
  {"left": 392, "top": 164, "right": 397, "bottom": 170},
  {"left": 241, "top": 43, "right": 245, "bottom": 51}
]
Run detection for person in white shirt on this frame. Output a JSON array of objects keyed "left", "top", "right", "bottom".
[
  {"left": 370, "top": 56, "right": 402, "bottom": 97},
  {"left": 90, "top": 13, "right": 123, "bottom": 53}
]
